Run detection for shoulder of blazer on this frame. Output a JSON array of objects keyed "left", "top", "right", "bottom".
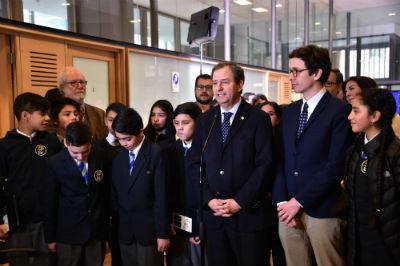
[{"left": 85, "top": 103, "right": 106, "bottom": 119}]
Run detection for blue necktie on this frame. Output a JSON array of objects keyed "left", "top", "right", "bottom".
[
  {"left": 297, "top": 102, "right": 308, "bottom": 139},
  {"left": 221, "top": 112, "right": 233, "bottom": 144},
  {"left": 78, "top": 161, "right": 89, "bottom": 185},
  {"left": 183, "top": 146, "right": 189, "bottom": 157},
  {"left": 129, "top": 151, "right": 135, "bottom": 175}
]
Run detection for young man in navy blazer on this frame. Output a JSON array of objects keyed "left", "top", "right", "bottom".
[
  {"left": 111, "top": 108, "right": 170, "bottom": 266},
  {"left": 272, "top": 45, "right": 353, "bottom": 266},
  {"left": 188, "top": 62, "right": 273, "bottom": 266},
  {"left": 44, "top": 121, "right": 110, "bottom": 266}
]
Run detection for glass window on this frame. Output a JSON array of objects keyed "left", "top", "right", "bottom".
[
  {"left": 158, "top": 14, "right": 175, "bottom": 51},
  {"left": 309, "top": 0, "right": 329, "bottom": 47},
  {"left": 276, "top": 0, "right": 305, "bottom": 71},
  {"left": 132, "top": 7, "right": 151, "bottom": 47},
  {"left": 22, "top": 0, "right": 68, "bottom": 31}
]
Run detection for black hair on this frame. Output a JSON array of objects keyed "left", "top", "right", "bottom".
[
  {"left": 173, "top": 102, "right": 202, "bottom": 120},
  {"left": 257, "top": 101, "right": 283, "bottom": 119},
  {"left": 331, "top": 68, "right": 343, "bottom": 84},
  {"left": 211, "top": 62, "right": 245, "bottom": 85},
  {"left": 112, "top": 108, "right": 143, "bottom": 136},
  {"left": 44, "top": 87, "right": 63, "bottom": 105},
  {"left": 106, "top": 102, "right": 127, "bottom": 116},
  {"left": 195, "top": 74, "right": 212, "bottom": 88},
  {"left": 143, "top": 100, "right": 175, "bottom": 142},
  {"left": 13, "top": 92, "right": 50, "bottom": 121},
  {"left": 49, "top": 97, "right": 81, "bottom": 122},
  {"left": 343, "top": 76, "right": 377, "bottom": 98},
  {"left": 65, "top": 121, "right": 92, "bottom": 146},
  {"left": 289, "top": 44, "right": 331, "bottom": 84}
]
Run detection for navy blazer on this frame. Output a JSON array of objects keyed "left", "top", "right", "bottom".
[
  {"left": 111, "top": 138, "right": 169, "bottom": 246},
  {"left": 188, "top": 100, "right": 273, "bottom": 232},
  {"left": 44, "top": 146, "right": 110, "bottom": 245},
  {"left": 272, "top": 92, "right": 353, "bottom": 218}
]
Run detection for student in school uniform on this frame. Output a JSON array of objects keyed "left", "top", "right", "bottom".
[
  {"left": 111, "top": 108, "right": 170, "bottom": 266},
  {"left": 93, "top": 102, "right": 127, "bottom": 266},
  {"left": 44, "top": 121, "right": 110, "bottom": 266},
  {"left": 0, "top": 92, "right": 62, "bottom": 266},
  {"left": 166, "top": 102, "right": 206, "bottom": 266},
  {"left": 49, "top": 97, "right": 80, "bottom": 142}
]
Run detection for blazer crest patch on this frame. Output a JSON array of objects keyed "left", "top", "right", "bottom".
[
  {"left": 35, "top": 144, "right": 47, "bottom": 156},
  {"left": 94, "top": 170, "right": 104, "bottom": 182}
]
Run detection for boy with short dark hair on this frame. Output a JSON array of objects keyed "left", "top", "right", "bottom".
[
  {"left": 0, "top": 92, "right": 62, "bottom": 266},
  {"left": 49, "top": 97, "right": 80, "bottom": 142},
  {"left": 44, "top": 121, "right": 110, "bottom": 266},
  {"left": 111, "top": 108, "right": 170, "bottom": 266}
]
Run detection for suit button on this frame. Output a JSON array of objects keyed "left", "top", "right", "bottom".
[
  {"left": 219, "top": 170, "right": 224, "bottom": 175},
  {"left": 294, "top": 171, "right": 299, "bottom": 176},
  {"left": 216, "top": 191, "right": 220, "bottom": 196}
]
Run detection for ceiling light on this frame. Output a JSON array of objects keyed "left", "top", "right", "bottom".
[
  {"left": 219, "top": 9, "right": 225, "bottom": 13},
  {"left": 233, "top": 0, "right": 252, "bottom": 6},
  {"left": 61, "top": 2, "right": 70, "bottom": 6},
  {"left": 276, "top": 4, "right": 282, "bottom": 8},
  {"left": 129, "top": 19, "right": 141, "bottom": 23},
  {"left": 388, "top": 12, "right": 396, "bottom": 16},
  {"left": 252, "top": 7, "right": 268, "bottom": 13},
  {"left": 314, "top": 22, "right": 320, "bottom": 25},
  {"left": 335, "top": 31, "right": 342, "bottom": 35}
]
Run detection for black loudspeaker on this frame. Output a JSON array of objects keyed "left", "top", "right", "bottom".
[{"left": 187, "top": 6, "right": 220, "bottom": 46}]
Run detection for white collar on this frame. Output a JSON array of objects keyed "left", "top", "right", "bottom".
[
  {"left": 16, "top": 129, "right": 37, "bottom": 139},
  {"left": 129, "top": 136, "right": 145, "bottom": 158}
]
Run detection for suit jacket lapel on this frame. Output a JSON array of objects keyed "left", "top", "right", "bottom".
[
  {"left": 288, "top": 100, "right": 303, "bottom": 147},
  {"left": 62, "top": 149, "right": 87, "bottom": 189},
  {"left": 127, "top": 139, "right": 149, "bottom": 191},
  {"left": 299, "top": 92, "right": 330, "bottom": 139}
]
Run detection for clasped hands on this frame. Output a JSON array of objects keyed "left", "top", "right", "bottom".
[
  {"left": 277, "top": 197, "right": 302, "bottom": 228},
  {"left": 208, "top": 198, "right": 241, "bottom": 217}
]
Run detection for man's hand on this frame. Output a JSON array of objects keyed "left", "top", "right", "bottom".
[
  {"left": 189, "top": 236, "right": 201, "bottom": 245},
  {"left": 0, "top": 224, "right": 9, "bottom": 239},
  {"left": 208, "top": 199, "right": 225, "bottom": 216},
  {"left": 157, "top": 238, "right": 170, "bottom": 252},
  {"left": 220, "top": 199, "right": 241, "bottom": 217},
  {"left": 47, "top": 242, "right": 57, "bottom": 252},
  {"left": 277, "top": 197, "right": 302, "bottom": 225}
]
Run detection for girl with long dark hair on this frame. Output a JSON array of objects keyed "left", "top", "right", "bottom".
[{"left": 345, "top": 88, "right": 400, "bottom": 266}]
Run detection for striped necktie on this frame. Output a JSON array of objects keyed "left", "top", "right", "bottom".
[
  {"left": 78, "top": 161, "right": 89, "bottom": 185},
  {"left": 221, "top": 112, "right": 233, "bottom": 144},
  {"left": 129, "top": 151, "right": 135, "bottom": 175},
  {"left": 297, "top": 102, "right": 308, "bottom": 139}
]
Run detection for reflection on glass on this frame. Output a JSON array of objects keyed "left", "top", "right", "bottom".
[
  {"left": 158, "top": 14, "right": 175, "bottom": 51},
  {"left": 22, "top": 0, "right": 68, "bottom": 31}
]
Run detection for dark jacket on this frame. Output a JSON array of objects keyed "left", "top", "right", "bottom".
[
  {"left": 345, "top": 133, "right": 400, "bottom": 266},
  {"left": 272, "top": 92, "right": 353, "bottom": 218},
  {"left": 111, "top": 138, "right": 169, "bottom": 245},
  {"left": 0, "top": 129, "right": 62, "bottom": 230},
  {"left": 187, "top": 100, "right": 273, "bottom": 232},
  {"left": 44, "top": 146, "right": 111, "bottom": 244}
]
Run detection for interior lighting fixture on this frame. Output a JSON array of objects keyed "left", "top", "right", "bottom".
[
  {"left": 276, "top": 4, "right": 282, "bottom": 8},
  {"left": 61, "top": 2, "right": 70, "bottom": 6},
  {"left": 388, "top": 12, "right": 396, "bottom": 16},
  {"left": 315, "top": 22, "right": 320, "bottom": 25},
  {"left": 233, "top": 0, "right": 252, "bottom": 6},
  {"left": 252, "top": 7, "right": 268, "bottom": 12}
]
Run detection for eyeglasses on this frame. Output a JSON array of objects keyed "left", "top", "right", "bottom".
[
  {"left": 196, "top": 85, "right": 213, "bottom": 90},
  {"left": 288, "top": 68, "right": 309, "bottom": 78},
  {"left": 325, "top": 81, "right": 337, "bottom": 87},
  {"left": 65, "top": 80, "right": 88, "bottom": 87}
]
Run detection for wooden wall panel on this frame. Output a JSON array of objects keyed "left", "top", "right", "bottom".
[
  {"left": 0, "top": 34, "right": 14, "bottom": 137},
  {"left": 15, "top": 35, "right": 66, "bottom": 96}
]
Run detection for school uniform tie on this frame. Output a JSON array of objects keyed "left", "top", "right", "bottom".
[
  {"left": 297, "top": 102, "right": 308, "bottom": 139},
  {"left": 129, "top": 151, "right": 135, "bottom": 175},
  {"left": 183, "top": 146, "right": 189, "bottom": 157},
  {"left": 78, "top": 161, "right": 89, "bottom": 185},
  {"left": 221, "top": 112, "right": 233, "bottom": 144}
]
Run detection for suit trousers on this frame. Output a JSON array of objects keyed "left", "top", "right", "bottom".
[
  {"left": 6, "top": 222, "right": 55, "bottom": 266},
  {"left": 56, "top": 240, "right": 104, "bottom": 266},
  {"left": 278, "top": 212, "right": 344, "bottom": 266},
  {"left": 119, "top": 240, "right": 161, "bottom": 266},
  {"left": 206, "top": 226, "right": 267, "bottom": 266}
]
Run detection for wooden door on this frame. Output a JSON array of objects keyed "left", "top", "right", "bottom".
[{"left": 0, "top": 34, "right": 14, "bottom": 137}]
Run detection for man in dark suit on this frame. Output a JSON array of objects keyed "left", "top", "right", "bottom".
[
  {"left": 58, "top": 66, "right": 108, "bottom": 141},
  {"left": 188, "top": 62, "right": 273, "bottom": 266},
  {"left": 44, "top": 121, "right": 110, "bottom": 266},
  {"left": 272, "top": 45, "right": 352, "bottom": 266},
  {"left": 111, "top": 108, "right": 170, "bottom": 266}
]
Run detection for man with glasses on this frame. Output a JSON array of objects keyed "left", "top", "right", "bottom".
[
  {"left": 325, "top": 68, "right": 344, "bottom": 99},
  {"left": 194, "top": 74, "right": 214, "bottom": 112},
  {"left": 58, "top": 67, "right": 108, "bottom": 141},
  {"left": 272, "top": 45, "right": 352, "bottom": 266}
]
